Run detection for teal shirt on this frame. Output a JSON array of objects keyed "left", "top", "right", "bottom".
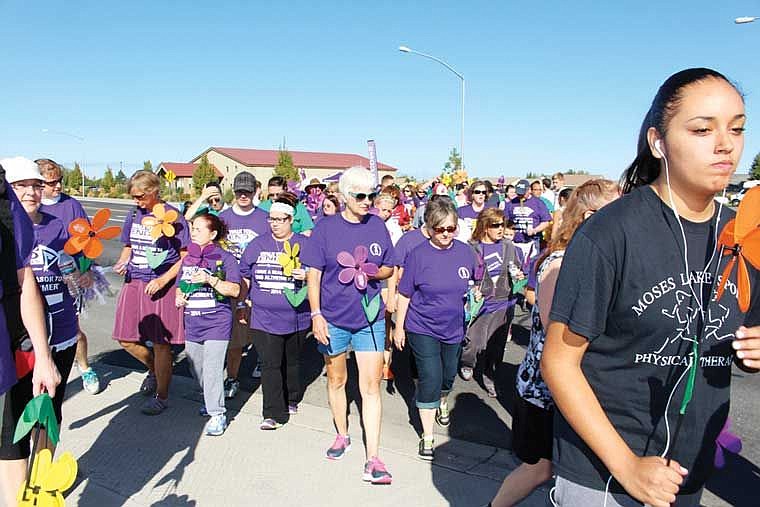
[{"left": 259, "top": 200, "right": 314, "bottom": 233}]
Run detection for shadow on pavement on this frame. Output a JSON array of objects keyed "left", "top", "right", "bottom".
[{"left": 706, "top": 451, "right": 760, "bottom": 506}]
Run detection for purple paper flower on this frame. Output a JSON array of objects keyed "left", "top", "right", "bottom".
[
  {"left": 185, "top": 243, "right": 222, "bottom": 269},
  {"left": 715, "top": 417, "right": 742, "bottom": 469},
  {"left": 337, "top": 245, "right": 379, "bottom": 291}
]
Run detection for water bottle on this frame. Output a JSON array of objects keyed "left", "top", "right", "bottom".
[
  {"left": 464, "top": 280, "right": 475, "bottom": 323},
  {"left": 59, "top": 252, "right": 81, "bottom": 299}
]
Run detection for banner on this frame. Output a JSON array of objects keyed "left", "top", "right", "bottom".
[{"left": 367, "top": 139, "right": 378, "bottom": 188}]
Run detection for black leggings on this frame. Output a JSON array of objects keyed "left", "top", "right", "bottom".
[
  {"left": 251, "top": 328, "right": 308, "bottom": 424},
  {"left": 0, "top": 344, "right": 76, "bottom": 460}
]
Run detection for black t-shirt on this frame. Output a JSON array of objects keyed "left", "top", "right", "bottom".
[{"left": 549, "top": 185, "right": 760, "bottom": 495}]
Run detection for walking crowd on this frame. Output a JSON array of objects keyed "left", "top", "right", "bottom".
[{"left": 1, "top": 67, "right": 760, "bottom": 506}]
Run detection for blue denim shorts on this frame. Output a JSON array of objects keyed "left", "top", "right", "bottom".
[{"left": 318, "top": 320, "right": 385, "bottom": 356}]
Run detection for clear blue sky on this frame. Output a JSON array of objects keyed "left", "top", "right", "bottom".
[{"left": 2, "top": 1, "right": 759, "bottom": 180}]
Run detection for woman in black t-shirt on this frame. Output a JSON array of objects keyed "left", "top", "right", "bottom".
[{"left": 542, "top": 68, "right": 760, "bottom": 507}]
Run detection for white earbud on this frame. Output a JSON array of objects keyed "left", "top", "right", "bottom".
[{"left": 655, "top": 139, "right": 664, "bottom": 157}]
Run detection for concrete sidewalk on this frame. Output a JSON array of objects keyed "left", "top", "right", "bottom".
[{"left": 58, "top": 363, "right": 552, "bottom": 507}]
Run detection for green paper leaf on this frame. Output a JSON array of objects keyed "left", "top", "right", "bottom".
[
  {"left": 179, "top": 280, "right": 202, "bottom": 295},
  {"left": 468, "top": 293, "right": 484, "bottom": 323},
  {"left": 78, "top": 257, "right": 92, "bottom": 273},
  {"left": 679, "top": 339, "right": 699, "bottom": 415},
  {"left": 512, "top": 278, "right": 528, "bottom": 294},
  {"left": 361, "top": 294, "right": 381, "bottom": 323},
  {"left": 146, "top": 249, "right": 169, "bottom": 269},
  {"left": 283, "top": 285, "right": 308, "bottom": 308},
  {"left": 13, "top": 394, "right": 59, "bottom": 446}
]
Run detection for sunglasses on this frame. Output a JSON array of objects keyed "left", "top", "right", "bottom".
[
  {"left": 267, "top": 216, "right": 291, "bottom": 224},
  {"left": 432, "top": 226, "right": 457, "bottom": 234},
  {"left": 208, "top": 197, "right": 221, "bottom": 203},
  {"left": 489, "top": 222, "right": 505, "bottom": 229},
  {"left": 348, "top": 191, "right": 377, "bottom": 202},
  {"left": 472, "top": 189, "right": 487, "bottom": 195},
  {"left": 44, "top": 178, "right": 63, "bottom": 186},
  {"left": 131, "top": 193, "right": 147, "bottom": 200}
]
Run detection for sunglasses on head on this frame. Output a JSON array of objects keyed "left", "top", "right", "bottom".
[
  {"left": 488, "top": 222, "right": 505, "bottom": 229},
  {"left": 348, "top": 191, "right": 377, "bottom": 202},
  {"left": 472, "top": 189, "right": 487, "bottom": 195},
  {"left": 432, "top": 226, "right": 457, "bottom": 234}
]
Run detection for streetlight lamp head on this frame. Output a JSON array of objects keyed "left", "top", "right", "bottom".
[
  {"left": 398, "top": 45, "right": 411, "bottom": 53},
  {"left": 735, "top": 16, "right": 758, "bottom": 24}
]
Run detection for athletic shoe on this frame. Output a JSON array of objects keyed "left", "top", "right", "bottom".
[
  {"left": 80, "top": 367, "right": 101, "bottom": 395},
  {"left": 199, "top": 405, "right": 209, "bottom": 417},
  {"left": 362, "top": 457, "right": 392, "bottom": 485},
  {"left": 224, "top": 378, "right": 240, "bottom": 399},
  {"left": 459, "top": 366, "right": 474, "bottom": 381},
  {"left": 205, "top": 414, "right": 228, "bottom": 436},
  {"left": 251, "top": 362, "right": 262, "bottom": 379},
  {"left": 482, "top": 375, "right": 497, "bottom": 398},
  {"left": 418, "top": 438, "right": 434, "bottom": 461},
  {"left": 435, "top": 403, "right": 450, "bottom": 428},
  {"left": 288, "top": 403, "right": 298, "bottom": 415},
  {"left": 141, "top": 394, "right": 168, "bottom": 415},
  {"left": 139, "top": 372, "right": 157, "bottom": 397},
  {"left": 325, "top": 434, "right": 351, "bottom": 460},
  {"left": 259, "top": 418, "right": 283, "bottom": 430}
]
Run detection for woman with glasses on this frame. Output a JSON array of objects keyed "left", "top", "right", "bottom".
[
  {"left": 258, "top": 176, "right": 314, "bottom": 236},
  {"left": 393, "top": 197, "right": 479, "bottom": 461},
  {"left": 457, "top": 180, "right": 493, "bottom": 235},
  {"left": 239, "top": 193, "right": 310, "bottom": 430},
  {"left": 0, "top": 158, "right": 63, "bottom": 506},
  {"left": 36, "top": 158, "right": 101, "bottom": 395},
  {"left": 113, "top": 170, "right": 190, "bottom": 415},
  {"left": 302, "top": 167, "right": 395, "bottom": 484},
  {"left": 183, "top": 181, "right": 227, "bottom": 220},
  {"left": 460, "top": 208, "right": 523, "bottom": 397}
]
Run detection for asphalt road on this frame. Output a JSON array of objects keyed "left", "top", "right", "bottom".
[{"left": 76, "top": 198, "right": 759, "bottom": 506}]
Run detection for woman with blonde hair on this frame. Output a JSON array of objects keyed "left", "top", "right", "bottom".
[
  {"left": 460, "top": 208, "right": 523, "bottom": 396},
  {"left": 489, "top": 178, "right": 619, "bottom": 507},
  {"left": 113, "top": 170, "right": 190, "bottom": 415}
]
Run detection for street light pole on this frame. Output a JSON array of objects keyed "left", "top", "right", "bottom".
[
  {"left": 41, "top": 128, "right": 86, "bottom": 197},
  {"left": 399, "top": 45, "right": 465, "bottom": 171},
  {"left": 735, "top": 16, "right": 758, "bottom": 24}
]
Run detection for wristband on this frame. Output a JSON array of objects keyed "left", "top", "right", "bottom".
[{"left": 310, "top": 310, "right": 322, "bottom": 318}]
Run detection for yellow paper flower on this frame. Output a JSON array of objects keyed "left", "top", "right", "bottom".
[
  {"left": 140, "top": 204, "right": 178, "bottom": 240},
  {"left": 278, "top": 240, "right": 301, "bottom": 277},
  {"left": 17, "top": 449, "right": 78, "bottom": 507}
]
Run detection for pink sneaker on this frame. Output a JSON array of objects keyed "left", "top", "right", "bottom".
[
  {"left": 325, "top": 434, "right": 351, "bottom": 460},
  {"left": 362, "top": 456, "right": 392, "bottom": 485}
]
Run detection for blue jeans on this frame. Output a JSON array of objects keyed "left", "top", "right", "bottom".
[{"left": 407, "top": 332, "right": 461, "bottom": 409}]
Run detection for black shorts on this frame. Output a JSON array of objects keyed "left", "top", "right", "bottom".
[
  {"left": 511, "top": 392, "right": 554, "bottom": 465},
  {"left": 0, "top": 345, "right": 76, "bottom": 460}
]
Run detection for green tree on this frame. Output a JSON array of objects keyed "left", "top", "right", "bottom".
[
  {"left": 192, "top": 155, "right": 218, "bottom": 193},
  {"left": 442, "top": 147, "right": 462, "bottom": 173},
  {"left": 566, "top": 169, "right": 590, "bottom": 175},
  {"left": 750, "top": 152, "right": 760, "bottom": 180},
  {"left": 102, "top": 167, "right": 115, "bottom": 190},
  {"left": 115, "top": 169, "right": 127, "bottom": 184},
  {"left": 274, "top": 149, "right": 299, "bottom": 182},
  {"left": 68, "top": 162, "right": 83, "bottom": 191},
  {"left": 143, "top": 160, "right": 154, "bottom": 172}
]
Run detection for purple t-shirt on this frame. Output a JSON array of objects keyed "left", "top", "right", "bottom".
[
  {"left": 39, "top": 193, "right": 87, "bottom": 228},
  {"left": 503, "top": 196, "right": 551, "bottom": 244},
  {"left": 31, "top": 213, "right": 78, "bottom": 347},
  {"left": 301, "top": 213, "right": 394, "bottom": 330},
  {"left": 178, "top": 245, "right": 241, "bottom": 342},
  {"left": 392, "top": 228, "right": 427, "bottom": 268},
  {"left": 398, "top": 240, "right": 477, "bottom": 344},
  {"left": 219, "top": 207, "right": 270, "bottom": 260},
  {"left": 0, "top": 191, "right": 37, "bottom": 395},
  {"left": 121, "top": 204, "right": 190, "bottom": 281},
  {"left": 240, "top": 233, "right": 311, "bottom": 335}
]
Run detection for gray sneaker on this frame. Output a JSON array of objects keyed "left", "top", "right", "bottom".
[
  {"left": 224, "top": 378, "right": 240, "bottom": 399},
  {"left": 139, "top": 372, "right": 157, "bottom": 396},
  {"left": 141, "top": 394, "right": 168, "bottom": 415}
]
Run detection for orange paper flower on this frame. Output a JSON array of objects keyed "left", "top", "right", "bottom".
[
  {"left": 140, "top": 203, "right": 178, "bottom": 240},
  {"left": 64, "top": 208, "right": 121, "bottom": 259},
  {"left": 716, "top": 187, "right": 760, "bottom": 312}
]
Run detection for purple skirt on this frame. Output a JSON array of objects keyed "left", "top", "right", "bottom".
[{"left": 112, "top": 279, "right": 184, "bottom": 345}]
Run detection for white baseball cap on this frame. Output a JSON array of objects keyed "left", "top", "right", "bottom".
[{"left": 0, "top": 157, "right": 43, "bottom": 184}]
